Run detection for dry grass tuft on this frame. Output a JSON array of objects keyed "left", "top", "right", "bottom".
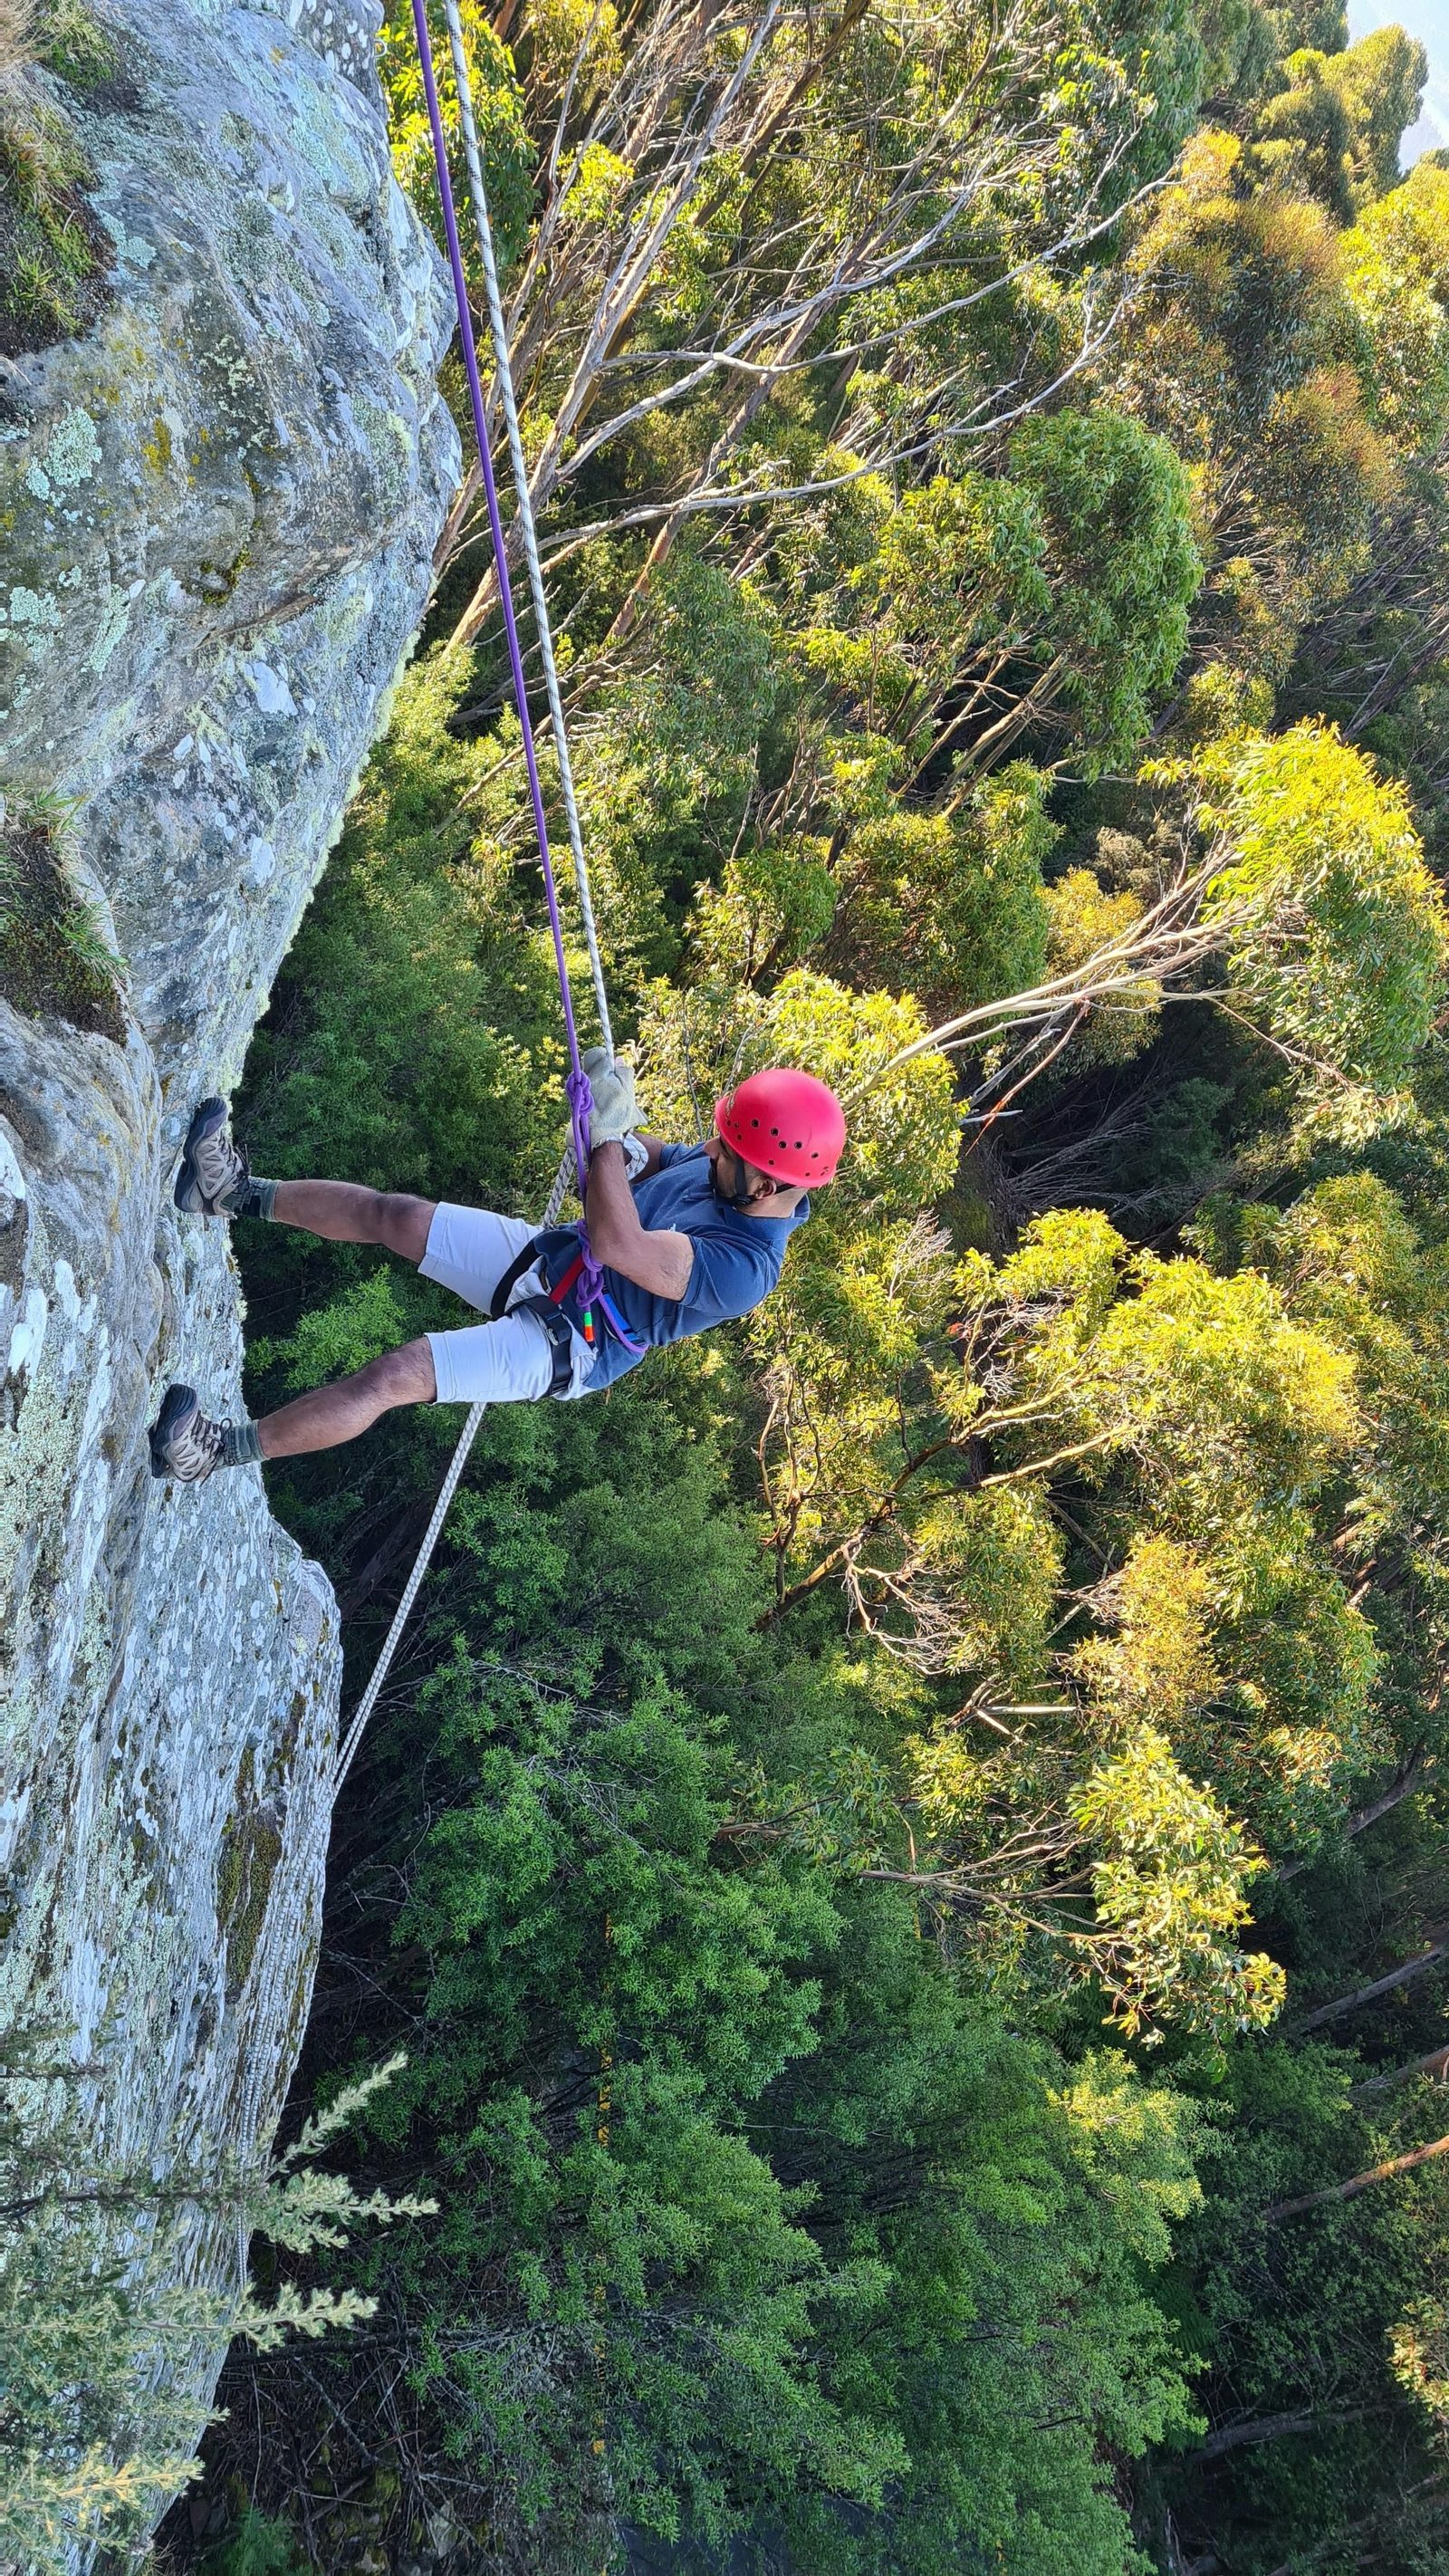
[
  {"left": 0, "top": 0, "right": 37, "bottom": 85},
  {"left": 0, "top": 0, "right": 117, "bottom": 352},
  {"left": 0, "top": 789, "right": 127, "bottom": 1042}
]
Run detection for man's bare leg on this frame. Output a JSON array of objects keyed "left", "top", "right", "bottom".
[
  {"left": 154, "top": 1109, "right": 445, "bottom": 1482},
  {"left": 270, "top": 1181, "right": 436, "bottom": 1264},
  {"left": 257, "top": 1336, "right": 437, "bottom": 1458}
]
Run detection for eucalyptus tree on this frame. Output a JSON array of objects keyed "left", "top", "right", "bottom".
[{"left": 382, "top": 0, "right": 1201, "bottom": 653}]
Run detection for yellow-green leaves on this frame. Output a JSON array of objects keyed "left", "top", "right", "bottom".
[
  {"left": 1201, "top": 720, "right": 1449, "bottom": 1128},
  {"left": 955, "top": 1209, "right": 1358, "bottom": 1527},
  {"left": 1391, "top": 2298, "right": 1449, "bottom": 2443},
  {"left": 1071, "top": 1725, "right": 1286, "bottom": 2037},
  {"left": 1042, "top": 870, "right": 1160, "bottom": 1065},
  {"left": 1049, "top": 2052, "right": 1204, "bottom": 2256},
  {"left": 751, "top": 1191, "right": 1368, "bottom": 2035},
  {"left": 1241, "top": 1173, "right": 1449, "bottom": 1798},
  {"left": 1072, "top": 1536, "right": 1220, "bottom": 1730},
  {"left": 898, "top": 1485, "right": 1065, "bottom": 1684},
  {"left": 1089, "top": 1250, "right": 1358, "bottom": 1521},
  {"left": 1345, "top": 160, "right": 1449, "bottom": 447},
  {"left": 1076, "top": 1518, "right": 1381, "bottom": 1853}
]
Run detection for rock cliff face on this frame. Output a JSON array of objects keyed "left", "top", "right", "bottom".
[{"left": 0, "top": 0, "right": 456, "bottom": 2334}]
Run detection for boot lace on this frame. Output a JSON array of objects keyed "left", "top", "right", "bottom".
[
  {"left": 197, "top": 1125, "right": 250, "bottom": 1209},
  {"left": 170, "top": 1404, "right": 226, "bottom": 1482}
]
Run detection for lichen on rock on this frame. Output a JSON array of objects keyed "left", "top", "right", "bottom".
[{"left": 0, "top": 0, "right": 458, "bottom": 2505}]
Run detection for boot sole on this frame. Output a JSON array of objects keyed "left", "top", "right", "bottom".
[
  {"left": 174, "top": 1097, "right": 228, "bottom": 1214},
  {"left": 149, "top": 1382, "right": 198, "bottom": 1478}
]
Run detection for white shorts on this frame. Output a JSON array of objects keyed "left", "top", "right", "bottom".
[{"left": 418, "top": 1202, "right": 597, "bottom": 1407}]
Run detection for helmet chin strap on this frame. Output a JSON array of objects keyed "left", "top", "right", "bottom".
[{"left": 715, "top": 1143, "right": 762, "bottom": 1212}]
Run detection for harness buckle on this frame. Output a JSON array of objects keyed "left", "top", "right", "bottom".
[{"left": 512, "top": 1293, "right": 578, "bottom": 1399}]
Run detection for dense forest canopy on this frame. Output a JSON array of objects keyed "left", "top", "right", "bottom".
[{"left": 15, "top": 0, "right": 1449, "bottom": 2562}]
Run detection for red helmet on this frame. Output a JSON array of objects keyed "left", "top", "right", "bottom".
[{"left": 715, "top": 1068, "right": 846, "bottom": 1186}]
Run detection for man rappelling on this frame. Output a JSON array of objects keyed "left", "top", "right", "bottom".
[
  {"left": 145, "top": 0, "right": 851, "bottom": 1495},
  {"left": 148, "top": 1061, "right": 845, "bottom": 1482}
]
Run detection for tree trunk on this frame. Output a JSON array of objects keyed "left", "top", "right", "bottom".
[
  {"left": 1350, "top": 2043, "right": 1449, "bottom": 2101},
  {"left": 1261, "top": 2469, "right": 1449, "bottom": 2576},
  {"left": 1275, "top": 1751, "right": 1429, "bottom": 1881},
  {"left": 1267, "top": 2129, "right": 1449, "bottom": 2222},
  {"left": 435, "top": 455, "right": 483, "bottom": 576},
  {"left": 1287, "top": 1933, "right": 1449, "bottom": 2035},
  {"left": 1194, "top": 2406, "right": 1376, "bottom": 2459}
]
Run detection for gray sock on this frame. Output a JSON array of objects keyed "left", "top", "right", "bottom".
[
  {"left": 221, "top": 1418, "right": 264, "bottom": 1466},
  {"left": 224, "top": 1175, "right": 279, "bottom": 1221}
]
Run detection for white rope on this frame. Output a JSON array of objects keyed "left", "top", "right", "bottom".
[
  {"left": 334, "top": 1399, "right": 485, "bottom": 1785},
  {"left": 336, "top": 21, "right": 620, "bottom": 1787},
  {"left": 442, "top": 0, "right": 613, "bottom": 1061}
]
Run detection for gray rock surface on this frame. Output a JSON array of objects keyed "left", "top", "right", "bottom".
[{"left": 0, "top": 0, "right": 458, "bottom": 2447}]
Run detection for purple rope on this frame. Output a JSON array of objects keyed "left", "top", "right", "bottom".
[{"left": 410, "top": 0, "right": 601, "bottom": 1287}]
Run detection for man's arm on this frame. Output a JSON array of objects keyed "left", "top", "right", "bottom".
[
  {"left": 586, "top": 1141, "right": 693, "bottom": 1300},
  {"left": 630, "top": 1134, "right": 670, "bottom": 1180}
]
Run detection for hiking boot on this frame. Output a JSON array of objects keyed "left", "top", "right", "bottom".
[
  {"left": 174, "top": 1096, "right": 250, "bottom": 1216},
  {"left": 149, "top": 1383, "right": 227, "bottom": 1483}
]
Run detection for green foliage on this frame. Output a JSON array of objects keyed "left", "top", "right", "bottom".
[
  {"left": 1160, "top": 2036, "right": 1449, "bottom": 2569},
  {"left": 1250, "top": 28, "right": 1425, "bottom": 218},
  {"left": 1008, "top": 409, "right": 1204, "bottom": 772},
  {"left": 1345, "top": 159, "right": 1449, "bottom": 447},
  {"left": 1043, "top": 866, "right": 1160, "bottom": 1063},
  {"left": 199, "top": 2507, "right": 311, "bottom": 2576},
  {"left": 1325, "top": 23, "right": 1427, "bottom": 205},
  {"left": 1072, "top": 1723, "right": 1284, "bottom": 2033},
  {"left": 1119, "top": 131, "right": 1394, "bottom": 658},
  {"left": 203, "top": 1, "right": 1449, "bottom": 2562},
  {"left": 378, "top": 0, "right": 533, "bottom": 278},
  {"left": 1251, "top": 43, "right": 1360, "bottom": 217},
  {"left": 834, "top": 765, "right": 1058, "bottom": 1013},
  {"left": 1271, "top": 0, "right": 1347, "bottom": 51},
  {"left": 1246, "top": 1171, "right": 1449, "bottom": 1547},
  {"left": 245, "top": 1416, "right": 1203, "bottom": 2570},
  {"left": 0, "top": 2044, "right": 429, "bottom": 2571}
]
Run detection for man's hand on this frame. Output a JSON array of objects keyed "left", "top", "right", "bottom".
[
  {"left": 582, "top": 1046, "right": 638, "bottom": 1149},
  {"left": 586, "top": 1140, "right": 693, "bottom": 1301}
]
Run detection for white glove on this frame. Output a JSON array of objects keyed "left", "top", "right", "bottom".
[{"left": 582, "top": 1045, "right": 639, "bottom": 1150}]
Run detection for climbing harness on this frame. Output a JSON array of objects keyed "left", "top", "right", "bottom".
[{"left": 334, "top": 0, "right": 617, "bottom": 1788}]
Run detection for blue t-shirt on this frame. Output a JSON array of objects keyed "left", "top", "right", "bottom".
[{"left": 534, "top": 1142, "right": 809, "bottom": 1390}]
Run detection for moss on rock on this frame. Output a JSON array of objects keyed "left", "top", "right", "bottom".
[{"left": 216, "top": 1766, "right": 286, "bottom": 2006}]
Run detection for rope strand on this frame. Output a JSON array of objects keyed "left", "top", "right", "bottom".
[
  {"left": 441, "top": 0, "right": 613, "bottom": 1062},
  {"left": 408, "top": 0, "right": 591, "bottom": 1186},
  {"left": 336, "top": 4, "right": 616, "bottom": 1786}
]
